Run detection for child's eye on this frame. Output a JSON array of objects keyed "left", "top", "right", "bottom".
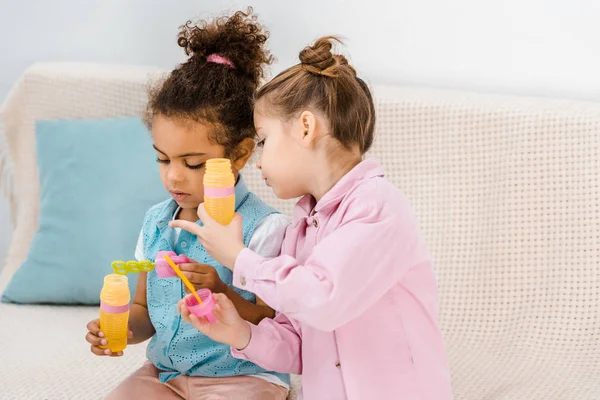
[
  {"left": 256, "top": 139, "right": 265, "bottom": 148},
  {"left": 186, "top": 162, "right": 205, "bottom": 170},
  {"left": 156, "top": 157, "right": 169, "bottom": 164}
]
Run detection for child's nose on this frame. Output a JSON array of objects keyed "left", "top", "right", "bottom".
[
  {"left": 166, "top": 164, "right": 184, "bottom": 183},
  {"left": 256, "top": 157, "right": 262, "bottom": 170}
]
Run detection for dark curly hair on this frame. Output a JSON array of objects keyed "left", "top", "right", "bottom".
[{"left": 145, "top": 8, "right": 272, "bottom": 159}]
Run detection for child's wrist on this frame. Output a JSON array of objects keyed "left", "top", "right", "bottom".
[
  {"left": 226, "top": 243, "right": 246, "bottom": 271},
  {"left": 232, "top": 321, "right": 252, "bottom": 351}
]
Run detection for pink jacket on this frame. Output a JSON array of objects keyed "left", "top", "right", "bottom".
[{"left": 231, "top": 159, "right": 453, "bottom": 400}]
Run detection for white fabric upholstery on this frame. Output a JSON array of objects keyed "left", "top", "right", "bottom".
[
  {"left": 369, "top": 87, "right": 600, "bottom": 400},
  {"left": 0, "top": 304, "right": 302, "bottom": 399},
  {"left": 0, "top": 304, "right": 148, "bottom": 399},
  {"left": 1, "top": 62, "right": 600, "bottom": 399}
]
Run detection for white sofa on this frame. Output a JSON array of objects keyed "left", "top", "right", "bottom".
[{"left": 1, "top": 63, "right": 600, "bottom": 399}]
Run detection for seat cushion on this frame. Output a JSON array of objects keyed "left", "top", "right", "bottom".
[
  {"left": 0, "top": 303, "right": 301, "bottom": 399},
  {"left": 0, "top": 303, "right": 147, "bottom": 398}
]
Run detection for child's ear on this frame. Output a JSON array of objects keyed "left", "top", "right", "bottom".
[
  {"left": 230, "top": 138, "right": 256, "bottom": 171},
  {"left": 299, "top": 111, "right": 318, "bottom": 148}
]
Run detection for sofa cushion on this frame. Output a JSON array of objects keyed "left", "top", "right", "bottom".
[{"left": 1, "top": 117, "right": 165, "bottom": 304}]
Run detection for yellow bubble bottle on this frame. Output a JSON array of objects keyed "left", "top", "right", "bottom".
[
  {"left": 99, "top": 274, "right": 130, "bottom": 353},
  {"left": 204, "top": 158, "right": 235, "bottom": 225}
]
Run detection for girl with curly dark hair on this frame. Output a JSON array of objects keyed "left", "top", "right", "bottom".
[{"left": 84, "top": 9, "right": 290, "bottom": 399}]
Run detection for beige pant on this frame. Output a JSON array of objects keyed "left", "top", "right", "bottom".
[{"left": 106, "top": 361, "right": 289, "bottom": 400}]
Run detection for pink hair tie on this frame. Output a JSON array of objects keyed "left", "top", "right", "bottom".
[{"left": 206, "top": 54, "right": 235, "bottom": 69}]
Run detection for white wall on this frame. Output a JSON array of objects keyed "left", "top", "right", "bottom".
[
  {"left": 1, "top": 0, "right": 600, "bottom": 102},
  {"left": 1, "top": 0, "right": 599, "bottom": 267}
]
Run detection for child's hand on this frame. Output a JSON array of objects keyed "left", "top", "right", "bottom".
[
  {"left": 178, "top": 293, "right": 252, "bottom": 350},
  {"left": 169, "top": 204, "right": 246, "bottom": 271},
  {"left": 85, "top": 319, "right": 133, "bottom": 357},
  {"left": 179, "top": 258, "right": 228, "bottom": 294}
]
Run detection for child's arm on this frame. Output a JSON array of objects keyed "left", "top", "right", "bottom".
[
  {"left": 230, "top": 196, "right": 425, "bottom": 332},
  {"left": 223, "top": 288, "right": 275, "bottom": 324},
  {"left": 124, "top": 230, "right": 155, "bottom": 344},
  {"left": 219, "top": 213, "right": 288, "bottom": 324},
  {"left": 178, "top": 260, "right": 275, "bottom": 325},
  {"left": 179, "top": 293, "right": 302, "bottom": 374},
  {"left": 231, "top": 311, "right": 302, "bottom": 374},
  {"left": 127, "top": 271, "right": 155, "bottom": 344}
]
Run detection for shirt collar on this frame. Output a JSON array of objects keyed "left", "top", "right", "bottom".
[
  {"left": 293, "top": 158, "right": 385, "bottom": 220},
  {"left": 233, "top": 174, "right": 250, "bottom": 210}
]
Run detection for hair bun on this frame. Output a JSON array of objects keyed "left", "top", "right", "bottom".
[
  {"left": 176, "top": 7, "right": 272, "bottom": 89},
  {"left": 299, "top": 36, "right": 355, "bottom": 78}
]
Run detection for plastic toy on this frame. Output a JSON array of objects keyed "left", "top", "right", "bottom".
[
  {"left": 162, "top": 254, "right": 216, "bottom": 324},
  {"left": 110, "top": 251, "right": 188, "bottom": 278},
  {"left": 110, "top": 260, "right": 154, "bottom": 275},
  {"left": 204, "top": 158, "right": 235, "bottom": 225},
  {"left": 155, "top": 251, "right": 188, "bottom": 278},
  {"left": 108, "top": 252, "right": 215, "bottom": 324},
  {"left": 99, "top": 274, "right": 130, "bottom": 352},
  {"left": 162, "top": 254, "right": 203, "bottom": 303},
  {"left": 184, "top": 289, "right": 216, "bottom": 323}
]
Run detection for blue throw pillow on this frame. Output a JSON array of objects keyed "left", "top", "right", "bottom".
[{"left": 2, "top": 117, "right": 166, "bottom": 304}]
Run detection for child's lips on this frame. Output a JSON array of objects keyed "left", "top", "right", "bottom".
[{"left": 170, "top": 191, "right": 190, "bottom": 201}]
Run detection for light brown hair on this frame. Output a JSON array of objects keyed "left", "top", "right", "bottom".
[{"left": 255, "top": 36, "right": 375, "bottom": 154}]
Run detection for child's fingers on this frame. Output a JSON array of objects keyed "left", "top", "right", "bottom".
[
  {"left": 178, "top": 299, "right": 187, "bottom": 314},
  {"left": 196, "top": 203, "right": 212, "bottom": 225},
  {"left": 178, "top": 300, "right": 192, "bottom": 323},
  {"left": 178, "top": 263, "right": 211, "bottom": 273},
  {"left": 86, "top": 332, "right": 108, "bottom": 347},
  {"left": 189, "top": 314, "right": 210, "bottom": 334},
  {"left": 212, "top": 303, "right": 228, "bottom": 322},
  {"left": 212, "top": 302, "right": 241, "bottom": 325},
  {"left": 90, "top": 345, "right": 110, "bottom": 356},
  {"left": 213, "top": 293, "right": 235, "bottom": 311},
  {"left": 90, "top": 344, "right": 124, "bottom": 357},
  {"left": 168, "top": 220, "right": 203, "bottom": 236},
  {"left": 211, "top": 293, "right": 239, "bottom": 323},
  {"left": 125, "top": 324, "right": 134, "bottom": 339},
  {"left": 86, "top": 319, "right": 104, "bottom": 338},
  {"left": 90, "top": 345, "right": 105, "bottom": 356},
  {"left": 87, "top": 320, "right": 125, "bottom": 357},
  {"left": 182, "top": 271, "right": 207, "bottom": 288}
]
